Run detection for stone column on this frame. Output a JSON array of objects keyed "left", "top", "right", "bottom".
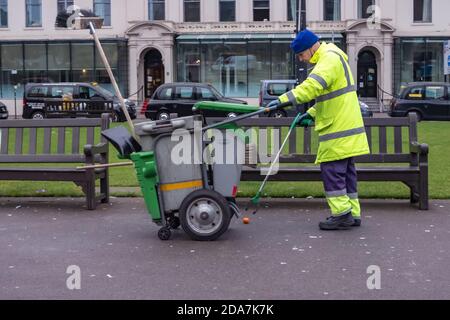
[
  {"left": 346, "top": 33, "right": 358, "bottom": 83},
  {"left": 383, "top": 33, "right": 394, "bottom": 103},
  {"left": 128, "top": 43, "right": 139, "bottom": 100}
]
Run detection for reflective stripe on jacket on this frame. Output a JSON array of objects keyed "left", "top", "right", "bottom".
[{"left": 279, "top": 42, "right": 370, "bottom": 164}]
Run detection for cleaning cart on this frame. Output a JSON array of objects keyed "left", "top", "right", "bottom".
[
  {"left": 102, "top": 102, "right": 264, "bottom": 241},
  {"left": 84, "top": 19, "right": 298, "bottom": 241}
]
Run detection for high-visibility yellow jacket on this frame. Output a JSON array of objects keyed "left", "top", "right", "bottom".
[{"left": 279, "top": 42, "right": 370, "bottom": 164}]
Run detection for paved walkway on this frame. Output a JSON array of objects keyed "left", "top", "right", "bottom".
[{"left": 0, "top": 197, "right": 449, "bottom": 300}]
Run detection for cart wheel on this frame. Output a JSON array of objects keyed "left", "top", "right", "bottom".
[
  {"left": 158, "top": 227, "right": 172, "bottom": 241},
  {"left": 169, "top": 216, "right": 181, "bottom": 229},
  {"left": 179, "top": 189, "right": 232, "bottom": 241}
]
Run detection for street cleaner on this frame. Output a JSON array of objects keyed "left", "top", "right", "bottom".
[{"left": 268, "top": 29, "right": 370, "bottom": 231}]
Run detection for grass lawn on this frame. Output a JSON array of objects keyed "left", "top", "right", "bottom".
[{"left": 1, "top": 120, "right": 449, "bottom": 199}]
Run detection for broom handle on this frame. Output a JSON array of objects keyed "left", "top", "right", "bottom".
[
  {"left": 77, "top": 162, "right": 133, "bottom": 170},
  {"left": 89, "top": 22, "right": 136, "bottom": 139}
]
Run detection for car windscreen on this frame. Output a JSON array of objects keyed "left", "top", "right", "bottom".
[
  {"left": 93, "top": 85, "right": 115, "bottom": 99},
  {"left": 266, "top": 83, "right": 292, "bottom": 97},
  {"left": 210, "top": 86, "right": 224, "bottom": 98}
]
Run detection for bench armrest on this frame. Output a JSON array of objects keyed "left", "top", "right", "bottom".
[
  {"left": 410, "top": 142, "right": 429, "bottom": 155},
  {"left": 84, "top": 142, "right": 109, "bottom": 165}
]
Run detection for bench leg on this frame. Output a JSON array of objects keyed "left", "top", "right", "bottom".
[
  {"left": 410, "top": 185, "right": 420, "bottom": 204},
  {"left": 85, "top": 180, "right": 97, "bottom": 210},
  {"left": 419, "top": 166, "right": 429, "bottom": 211},
  {"left": 100, "top": 173, "right": 109, "bottom": 204}
]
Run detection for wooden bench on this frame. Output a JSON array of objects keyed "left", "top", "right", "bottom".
[
  {"left": 236, "top": 113, "right": 429, "bottom": 210},
  {"left": 0, "top": 114, "right": 110, "bottom": 210}
]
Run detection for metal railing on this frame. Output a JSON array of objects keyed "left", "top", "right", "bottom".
[
  {"left": 377, "top": 84, "right": 399, "bottom": 113},
  {"left": 127, "top": 85, "right": 145, "bottom": 110}
]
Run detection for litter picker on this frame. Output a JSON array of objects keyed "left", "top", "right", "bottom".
[{"left": 245, "top": 112, "right": 311, "bottom": 215}]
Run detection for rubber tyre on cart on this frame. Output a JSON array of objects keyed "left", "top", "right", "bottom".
[
  {"left": 179, "top": 189, "right": 232, "bottom": 241},
  {"left": 158, "top": 227, "right": 172, "bottom": 241}
]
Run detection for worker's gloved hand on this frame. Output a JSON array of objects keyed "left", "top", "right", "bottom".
[
  {"left": 296, "top": 113, "right": 315, "bottom": 127},
  {"left": 266, "top": 99, "right": 281, "bottom": 109}
]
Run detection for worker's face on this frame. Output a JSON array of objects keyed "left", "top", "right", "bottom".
[{"left": 296, "top": 48, "right": 313, "bottom": 63}]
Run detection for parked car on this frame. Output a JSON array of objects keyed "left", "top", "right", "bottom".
[
  {"left": 22, "top": 82, "right": 137, "bottom": 122},
  {"left": 142, "top": 82, "right": 248, "bottom": 121},
  {"left": 259, "top": 79, "right": 373, "bottom": 118},
  {"left": 389, "top": 82, "right": 450, "bottom": 121},
  {"left": 0, "top": 102, "right": 9, "bottom": 120}
]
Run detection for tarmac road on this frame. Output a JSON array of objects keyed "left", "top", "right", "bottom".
[{"left": 0, "top": 197, "right": 449, "bottom": 300}]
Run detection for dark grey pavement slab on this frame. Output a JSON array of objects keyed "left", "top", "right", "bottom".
[{"left": 0, "top": 197, "right": 449, "bottom": 300}]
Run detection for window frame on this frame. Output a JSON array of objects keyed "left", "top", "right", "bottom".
[
  {"left": 413, "top": 0, "right": 432, "bottom": 23},
  {"left": 57, "top": 0, "right": 74, "bottom": 13},
  {"left": 93, "top": 0, "right": 111, "bottom": 26},
  {"left": 323, "top": 0, "right": 341, "bottom": 21},
  {"left": 26, "top": 0, "right": 43, "bottom": 28},
  {"left": 184, "top": 0, "right": 200, "bottom": 22},
  {"left": 0, "top": 0, "right": 8, "bottom": 28},
  {"left": 358, "top": 0, "right": 375, "bottom": 19},
  {"left": 253, "top": 0, "right": 270, "bottom": 22},
  {"left": 219, "top": 0, "right": 236, "bottom": 22},
  {"left": 148, "top": 0, "right": 165, "bottom": 21}
]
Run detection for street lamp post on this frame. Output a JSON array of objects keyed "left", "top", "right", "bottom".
[
  {"left": 14, "top": 85, "right": 18, "bottom": 120},
  {"left": 294, "top": 0, "right": 308, "bottom": 113}
]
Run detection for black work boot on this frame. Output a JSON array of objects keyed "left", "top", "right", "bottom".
[
  {"left": 319, "top": 213, "right": 355, "bottom": 231},
  {"left": 352, "top": 218, "right": 361, "bottom": 227},
  {"left": 326, "top": 216, "right": 361, "bottom": 227}
]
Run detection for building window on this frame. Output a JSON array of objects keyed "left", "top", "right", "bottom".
[
  {"left": 414, "top": 0, "right": 432, "bottom": 23},
  {"left": 94, "top": 0, "right": 111, "bottom": 26},
  {"left": 220, "top": 0, "right": 235, "bottom": 22},
  {"left": 253, "top": 0, "right": 270, "bottom": 21},
  {"left": 0, "top": 0, "right": 7, "bottom": 27},
  {"left": 393, "top": 38, "right": 446, "bottom": 94},
  {"left": 26, "top": 0, "right": 42, "bottom": 27},
  {"left": 323, "top": 0, "right": 341, "bottom": 21},
  {"left": 149, "top": 0, "right": 165, "bottom": 21},
  {"left": 184, "top": 0, "right": 200, "bottom": 22},
  {"left": 287, "top": 0, "right": 297, "bottom": 21},
  {"left": 358, "top": 0, "right": 375, "bottom": 19},
  {"left": 57, "top": 0, "right": 74, "bottom": 13}
]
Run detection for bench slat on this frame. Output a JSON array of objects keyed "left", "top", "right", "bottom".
[
  {"left": 29, "top": 128, "right": 37, "bottom": 155},
  {"left": 0, "top": 155, "right": 85, "bottom": 163},
  {"left": 0, "top": 118, "right": 103, "bottom": 128},
  {"left": 379, "top": 126, "right": 387, "bottom": 153},
  {"left": 87, "top": 127, "right": 95, "bottom": 145},
  {"left": 43, "top": 128, "right": 52, "bottom": 154},
  {"left": 15, "top": 128, "right": 23, "bottom": 155},
  {"left": 365, "top": 126, "right": 372, "bottom": 153},
  {"left": 394, "top": 127, "right": 403, "bottom": 154},
  {"left": 0, "top": 128, "right": 9, "bottom": 154},
  {"left": 72, "top": 127, "right": 81, "bottom": 154},
  {"left": 303, "top": 127, "right": 312, "bottom": 154},
  {"left": 58, "top": 128, "right": 66, "bottom": 154},
  {"left": 277, "top": 154, "right": 412, "bottom": 163},
  {"left": 289, "top": 128, "right": 297, "bottom": 154}
]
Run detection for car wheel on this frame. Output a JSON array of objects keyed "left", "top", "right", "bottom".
[
  {"left": 157, "top": 111, "right": 170, "bottom": 121},
  {"left": 270, "top": 110, "right": 287, "bottom": 118},
  {"left": 408, "top": 111, "right": 422, "bottom": 122},
  {"left": 32, "top": 111, "right": 45, "bottom": 120}
]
